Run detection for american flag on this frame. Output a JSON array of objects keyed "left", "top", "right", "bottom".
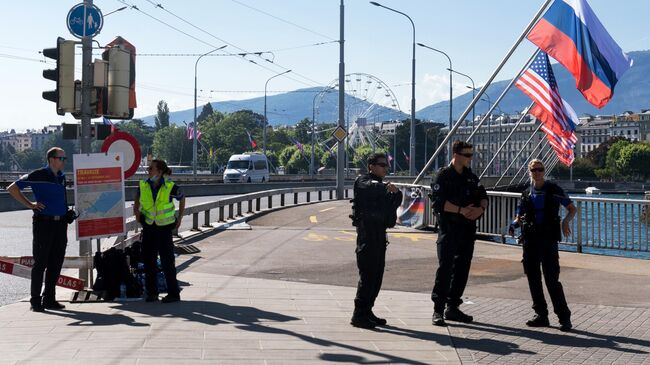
[
  {"left": 515, "top": 51, "right": 577, "bottom": 166},
  {"left": 187, "top": 126, "right": 202, "bottom": 140}
]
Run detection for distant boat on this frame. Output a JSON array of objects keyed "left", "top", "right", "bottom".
[{"left": 585, "top": 186, "right": 601, "bottom": 195}]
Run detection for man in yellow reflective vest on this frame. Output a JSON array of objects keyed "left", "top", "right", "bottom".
[{"left": 133, "top": 160, "right": 185, "bottom": 303}]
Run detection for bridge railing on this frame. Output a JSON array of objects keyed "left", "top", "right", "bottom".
[
  {"left": 394, "top": 184, "right": 650, "bottom": 253},
  {"left": 113, "top": 185, "right": 351, "bottom": 249}
]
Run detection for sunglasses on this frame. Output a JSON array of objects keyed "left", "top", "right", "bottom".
[
  {"left": 54, "top": 156, "right": 67, "bottom": 162},
  {"left": 373, "top": 162, "right": 388, "bottom": 168},
  {"left": 458, "top": 153, "right": 474, "bottom": 158},
  {"left": 530, "top": 167, "right": 545, "bottom": 172}
]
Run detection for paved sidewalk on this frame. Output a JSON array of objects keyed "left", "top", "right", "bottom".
[
  {"left": 0, "top": 271, "right": 459, "bottom": 364},
  {"left": 2, "top": 199, "right": 650, "bottom": 364}
]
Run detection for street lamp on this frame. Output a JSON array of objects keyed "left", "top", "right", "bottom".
[
  {"left": 417, "top": 43, "right": 452, "bottom": 164},
  {"left": 264, "top": 70, "right": 292, "bottom": 155},
  {"left": 311, "top": 87, "right": 333, "bottom": 178},
  {"left": 104, "top": 6, "right": 127, "bottom": 17},
  {"left": 193, "top": 45, "right": 227, "bottom": 175},
  {"left": 370, "top": 1, "right": 416, "bottom": 176}
]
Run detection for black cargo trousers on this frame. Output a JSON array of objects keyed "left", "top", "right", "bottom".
[
  {"left": 522, "top": 233, "right": 570, "bottom": 321},
  {"left": 431, "top": 221, "right": 476, "bottom": 313},
  {"left": 353, "top": 221, "right": 388, "bottom": 317}
]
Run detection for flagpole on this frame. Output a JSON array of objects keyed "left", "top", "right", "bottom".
[
  {"left": 479, "top": 102, "right": 535, "bottom": 179},
  {"left": 464, "top": 49, "right": 539, "bottom": 144},
  {"left": 413, "top": 0, "right": 553, "bottom": 185},
  {"left": 493, "top": 122, "right": 543, "bottom": 188},
  {"left": 508, "top": 133, "right": 547, "bottom": 185}
]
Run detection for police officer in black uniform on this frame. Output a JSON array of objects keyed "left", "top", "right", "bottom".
[
  {"left": 7, "top": 147, "right": 69, "bottom": 312},
  {"left": 350, "top": 152, "right": 402, "bottom": 329},
  {"left": 430, "top": 140, "right": 487, "bottom": 326},
  {"left": 509, "top": 159, "right": 576, "bottom": 331}
]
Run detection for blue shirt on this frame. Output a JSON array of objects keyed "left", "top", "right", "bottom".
[
  {"left": 15, "top": 166, "right": 67, "bottom": 216},
  {"left": 517, "top": 183, "right": 572, "bottom": 225}
]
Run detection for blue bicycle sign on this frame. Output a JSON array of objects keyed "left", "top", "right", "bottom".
[{"left": 67, "top": 3, "right": 103, "bottom": 39}]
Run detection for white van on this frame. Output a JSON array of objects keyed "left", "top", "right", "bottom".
[{"left": 223, "top": 153, "right": 270, "bottom": 183}]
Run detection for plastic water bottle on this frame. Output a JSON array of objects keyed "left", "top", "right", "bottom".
[{"left": 120, "top": 283, "right": 127, "bottom": 298}]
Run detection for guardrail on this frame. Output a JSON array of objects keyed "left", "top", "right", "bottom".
[
  {"left": 112, "top": 185, "right": 352, "bottom": 250},
  {"left": 395, "top": 184, "right": 650, "bottom": 253}
]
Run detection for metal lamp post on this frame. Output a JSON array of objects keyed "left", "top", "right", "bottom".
[
  {"left": 370, "top": 1, "right": 416, "bottom": 176},
  {"left": 417, "top": 43, "right": 453, "bottom": 164},
  {"left": 264, "top": 70, "right": 292, "bottom": 155},
  {"left": 193, "top": 45, "right": 226, "bottom": 175}
]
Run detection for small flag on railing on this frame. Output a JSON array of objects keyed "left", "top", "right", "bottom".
[{"left": 246, "top": 130, "right": 257, "bottom": 149}]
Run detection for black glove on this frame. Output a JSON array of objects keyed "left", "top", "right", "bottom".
[{"left": 65, "top": 209, "right": 79, "bottom": 224}]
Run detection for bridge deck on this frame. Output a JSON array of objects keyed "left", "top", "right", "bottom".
[{"left": 0, "top": 200, "right": 649, "bottom": 364}]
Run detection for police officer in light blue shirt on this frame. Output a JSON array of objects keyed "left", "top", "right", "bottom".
[{"left": 7, "top": 147, "right": 69, "bottom": 312}]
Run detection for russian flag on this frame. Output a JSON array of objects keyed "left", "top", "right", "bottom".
[{"left": 527, "top": 0, "right": 633, "bottom": 108}]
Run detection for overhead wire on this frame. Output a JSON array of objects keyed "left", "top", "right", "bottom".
[
  {"left": 137, "top": 0, "right": 325, "bottom": 87},
  {"left": 229, "top": 0, "right": 336, "bottom": 41}
]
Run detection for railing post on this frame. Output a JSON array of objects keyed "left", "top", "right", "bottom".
[
  {"left": 281, "top": 194, "right": 285, "bottom": 206},
  {"left": 256, "top": 198, "right": 261, "bottom": 211},
  {"left": 268, "top": 196, "right": 273, "bottom": 209},
  {"left": 192, "top": 212, "right": 199, "bottom": 231},
  {"left": 294, "top": 192, "right": 298, "bottom": 204},
  {"left": 247, "top": 200, "right": 253, "bottom": 213},
  {"left": 329, "top": 190, "right": 333, "bottom": 200},
  {"left": 307, "top": 192, "right": 311, "bottom": 202},
  {"left": 318, "top": 190, "right": 322, "bottom": 201},
  {"left": 228, "top": 204, "right": 234, "bottom": 219},
  {"left": 219, "top": 206, "right": 225, "bottom": 222},
  {"left": 345, "top": 188, "right": 349, "bottom": 198},
  {"left": 203, "top": 210, "right": 211, "bottom": 227},
  {"left": 576, "top": 201, "right": 583, "bottom": 253},
  {"left": 236, "top": 202, "right": 242, "bottom": 217}
]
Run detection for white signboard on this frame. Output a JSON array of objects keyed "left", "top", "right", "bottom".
[{"left": 73, "top": 153, "right": 125, "bottom": 240}]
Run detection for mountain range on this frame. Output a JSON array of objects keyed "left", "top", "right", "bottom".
[{"left": 141, "top": 50, "right": 650, "bottom": 126}]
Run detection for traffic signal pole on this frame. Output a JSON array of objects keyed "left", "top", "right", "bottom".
[{"left": 79, "top": 2, "right": 94, "bottom": 285}]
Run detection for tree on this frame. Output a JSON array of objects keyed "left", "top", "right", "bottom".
[
  {"left": 585, "top": 136, "right": 627, "bottom": 168},
  {"left": 154, "top": 100, "right": 170, "bottom": 130},
  {"left": 15, "top": 149, "right": 44, "bottom": 170},
  {"left": 197, "top": 103, "right": 214, "bottom": 123},
  {"left": 605, "top": 139, "right": 631, "bottom": 179},
  {"left": 554, "top": 158, "right": 597, "bottom": 180},
  {"left": 152, "top": 126, "right": 192, "bottom": 165},
  {"left": 293, "top": 118, "right": 312, "bottom": 143},
  {"left": 117, "top": 118, "right": 155, "bottom": 155},
  {"left": 616, "top": 143, "right": 650, "bottom": 181}
]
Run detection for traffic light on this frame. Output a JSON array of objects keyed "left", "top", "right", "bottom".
[
  {"left": 104, "top": 47, "right": 132, "bottom": 119},
  {"left": 42, "top": 37, "right": 76, "bottom": 115}
]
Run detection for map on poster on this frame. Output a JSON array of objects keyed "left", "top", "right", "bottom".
[{"left": 73, "top": 153, "right": 126, "bottom": 240}]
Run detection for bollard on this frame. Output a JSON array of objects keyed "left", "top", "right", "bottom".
[
  {"left": 203, "top": 210, "right": 211, "bottom": 227},
  {"left": 192, "top": 212, "right": 199, "bottom": 230}
]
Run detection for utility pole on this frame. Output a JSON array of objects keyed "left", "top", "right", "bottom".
[
  {"left": 336, "top": 0, "right": 345, "bottom": 199},
  {"left": 78, "top": 0, "right": 94, "bottom": 285}
]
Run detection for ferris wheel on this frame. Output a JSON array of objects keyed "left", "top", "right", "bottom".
[{"left": 314, "top": 73, "right": 402, "bottom": 149}]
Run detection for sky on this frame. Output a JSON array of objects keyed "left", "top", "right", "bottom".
[{"left": 1, "top": 0, "right": 648, "bottom": 131}]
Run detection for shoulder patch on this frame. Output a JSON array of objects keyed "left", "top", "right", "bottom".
[{"left": 433, "top": 184, "right": 440, "bottom": 191}]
